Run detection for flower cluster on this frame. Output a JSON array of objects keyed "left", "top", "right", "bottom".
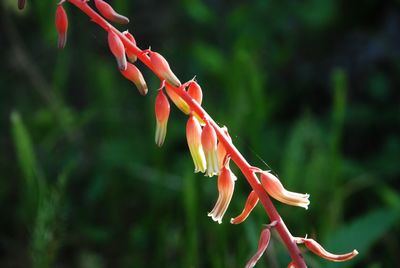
[{"left": 19, "top": 0, "right": 360, "bottom": 266}]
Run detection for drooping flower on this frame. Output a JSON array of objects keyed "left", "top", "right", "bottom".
[
  {"left": 165, "top": 83, "right": 190, "bottom": 114},
  {"left": 201, "top": 123, "right": 219, "bottom": 177},
  {"left": 154, "top": 90, "right": 170, "bottom": 147},
  {"left": 231, "top": 190, "right": 259, "bottom": 224},
  {"left": 55, "top": 4, "right": 68, "bottom": 49},
  {"left": 18, "top": 0, "right": 26, "bottom": 10},
  {"left": 208, "top": 165, "right": 236, "bottom": 223},
  {"left": 108, "top": 31, "right": 127, "bottom": 71},
  {"left": 94, "top": 0, "right": 129, "bottom": 24},
  {"left": 186, "top": 115, "right": 206, "bottom": 173},
  {"left": 260, "top": 171, "right": 310, "bottom": 209},
  {"left": 122, "top": 30, "right": 137, "bottom": 63},
  {"left": 148, "top": 51, "right": 181, "bottom": 87},
  {"left": 217, "top": 126, "right": 231, "bottom": 169},
  {"left": 187, "top": 81, "right": 203, "bottom": 105},
  {"left": 297, "top": 237, "right": 358, "bottom": 262},
  {"left": 120, "top": 62, "right": 147, "bottom": 95},
  {"left": 245, "top": 227, "right": 271, "bottom": 268}
]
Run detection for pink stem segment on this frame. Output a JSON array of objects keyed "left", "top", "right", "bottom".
[{"left": 66, "top": 1, "right": 307, "bottom": 267}]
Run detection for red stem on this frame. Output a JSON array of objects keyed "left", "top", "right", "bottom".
[{"left": 67, "top": 1, "right": 306, "bottom": 267}]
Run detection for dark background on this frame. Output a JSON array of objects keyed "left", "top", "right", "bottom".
[{"left": 0, "top": 0, "right": 399, "bottom": 267}]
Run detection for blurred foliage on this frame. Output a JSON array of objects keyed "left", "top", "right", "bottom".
[{"left": 1, "top": 0, "right": 400, "bottom": 267}]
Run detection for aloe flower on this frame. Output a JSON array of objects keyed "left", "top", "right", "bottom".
[
  {"left": 55, "top": 4, "right": 68, "bottom": 49},
  {"left": 186, "top": 115, "right": 206, "bottom": 173},
  {"left": 108, "top": 31, "right": 127, "bottom": 70},
  {"left": 217, "top": 126, "right": 231, "bottom": 168},
  {"left": 208, "top": 165, "right": 236, "bottom": 223},
  {"left": 94, "top": 0, "right": 129, "bottom": 24},
  {"left": 165, "top": 83, "right": 190, "bottom": 114},
  {"left": 154, "top": 90, "right": 170, "bottom": 147},
  {"left": 120, "top": 62, "right": 147, "bottom": 95},
  {"left": 245, "top": 227, "right": 271, "bottom": 268},
  {"left": 149, "top": 51, "right": 181, "bottom": 87},
  {"left": 231, "top": 190, "right": 259, "bottom": 224},
  {"left": 122, "top": 30, "right": 137, "bottom": 63},
  {"left": 187, "top": 81, "right": 203, "bottom": 104},
  {"left": 201, "top": 123, "right": 219, "bottom": 177},
  {"left": 260, "top": 171, "right": 310, "bottom": 209}
]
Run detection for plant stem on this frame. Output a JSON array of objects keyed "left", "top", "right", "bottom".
[{"left": 67, "top": 0, "right": 307, "bottom": 266}]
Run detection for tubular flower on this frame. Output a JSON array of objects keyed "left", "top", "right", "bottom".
[
  {"left": 165, "top": 83, "right": 190, "bottom": 114},
  {"left": 120, "top": 62, "right": 148, "bottom": 95},
  {"left": 154, "top": 90, "right": 170, "bottom": 147},
  {"left": 187, "top": 81, "right": 203, "bottom": 105},
  {"left": 123, "top": 30, "right": 137, "bottom": 63},
  {"left": 55, "top": 4, "right": 68, "bottom": 49},
  {"left": 108, "top": 31, "right": 127, "bottom": 71},
  {"left": 245, "top": 227, "right": 271, "bottom": 268},
  {"left": 297, "top": 237, "right": 358, "bottom": 262},
  {"left": 201, "top": 123, "right": 219, "bottom": 177},
  {"left": 186, "top": 115, "right": 206, "bottom": 173},
  {"left": 94, "top": 0, "right": 129, "bottom": 24},
  {"left": 149, "top": 51, "right": 181, "bottom": 87},
  {"left": 18, "top": 0, "right": 26, "bottom": 10},
  {"left": 208, "top": 165, "right": 236, "bottom": 224},
  {"left": 260, "top": 171, "right": 310, "bottom": 209},
  {"left": 231, "top": 190, "right": 259, "bottom": 224},
  {"left": 217, "top": 126, "right": 231, "bottom": 169}
]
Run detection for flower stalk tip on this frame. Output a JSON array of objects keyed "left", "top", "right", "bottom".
[
  {"left": 55, "top": 4, "right": 68, "bottom": 49},
  {"left": 149, "top": 51, "right": 181, "bottom": 87},
  {"left": 231, "top": 190, "right": 259, "bottom": 224},
  {"left": 108, "top": 31, "right": 127, "bottom": 71},
  {"left": 94, "top": 0, "right": 129, "bottom": 24},
  {"left": 120, "top": 62, "right": 148, "bottom": 95},
  {"left": 201, "top": 123, "right": 220, "bottom": 177},
  {"left": 208, "top": 165, "right": 236, "bottom": 223},
  {"left": 260, "top": 171, "right": 310, "bottom": 209},
  {"left": 155, "top": 90, "right": 170, "bottom": 147},
  {"left": 186, "top": 115, "right": 206, "bottom": 173}
]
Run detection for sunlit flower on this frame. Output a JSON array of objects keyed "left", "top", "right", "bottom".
[
  {"left": 122, "top": 30, "right": 137, "bottom": 63},
  {"left": 245, "top": 227, "right": 271, "bottom": 268},
  {"left": 260, "top": 171, "right": 310, "bottom": 209},
  {"left": 165, "top": 83, "right": 190, "bottom": 114},
  {"left": 296, "top": 237, "right": 358, "bottom": 262},
  {"left": 120, "top": 62, "right": 147, "bottom": 95},
  {"left": 208, "top": 165, "right": 236, "bottom": 223},
  {"left": 108, "top": 31, "right": 127, "bottom": 70},
  {"left": 231, "top": 190, "right": 259, "bottom": 224},
  {"left": 94, "top": 0, "right": 129, "bottom": 24},
  {"left": 201, "top": 123, "right": 219, "bottom": 177},
  {"left": 217, "top": 126, "right": 231, "bottom": 168},
  {"left": 186, "top": 115, "right": 206, "bottom": 173},
  {"left": 154, "top": 90, "right": 170, "bottom": 147},
  {"left": 55, "top": 4, "right": 68, "bottom": 49},
  {"left": 149, "top": 51, "right": 181, "bottom": 87},
  {"left": 187, "top": 81, "right": 203, "bottom": 104}
]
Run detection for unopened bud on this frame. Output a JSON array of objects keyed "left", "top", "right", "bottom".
[
  {"left": 55, "top": 4, "right": 68, "bottom": 49},
  {"left": 187, "top": 81, "right": 203, "bottom": 105},
  {"left": 230, "top": 190, "right": 259, "bottom": 224},
  {"left": 120, "top": 63, "right": 147, "bottom": 95},
  {"left": 95, "top": 0, "right": 129, "bottom": 24},
  {"left": 18, "top": 0, "right": 26, "bottom": 10},
  {"left": 123, "top": 30, "right": 137, "bottom": 63},
  {"left": 108, "top": 31, "right": 127, "bottom": 71},
  {"left": 245, "top": 227, "right": 271, "bottom": 268},
  {"left": 165, "top": 83, "right": 190, "bottom": 114},
  {"left": 149, "top": 51, "right": 181, "bottom": 87},
  {"left": 155, "top": 90, "right": 170, "bottom": 147},
  {"left": 201, "top": 123, "right": 219, "bottom": 177}
]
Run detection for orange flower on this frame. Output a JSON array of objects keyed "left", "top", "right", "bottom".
[
  {"left": 154, "top": 90, "right": 170, "bottom": 147},
  {"left": 208, "top": 165, "right": 236, "bottom": 223},
  {"left": 297, "top": 237, "right": 358, "bottom": 262},
  {"left": 260, "top": 171, "right": 310, "bottom": 209},
  {"left": 245, "top": 227, "right": 271, "bottom": 268},
  {"left": 55, "top": 4, "right": 68, "bottom": 49},
  {"left": 122, "top": 30, "right": 137, "bottom": 63},
  {"left": 120, "top": 62, "right": 147, "bottom": 95},
  {"left": 94, "top": 0, "right": 129, "bottom": 24},
  {"left": 108, "top": 31, "right": 127, "bottom": 71},
  {"left": 201, "top": 123, "right": 219, "bottom": 177},
  {"left": 217, "top": 126, "right": 231, "bottom": 168},
  {"left": 148, "top": 51, "right": 181, "bottom": 87},
  {"left": 230, "top": 190, "right": 259, "bottom": 224},
  {"left": 187, "top": 81, "right": 203, "bottom": 104},
  {"left": 165, "top": 83, "right": 190, "bottom": 114},
  {"left": 186, "top": 115, "right": 206, "bottom": 173}
]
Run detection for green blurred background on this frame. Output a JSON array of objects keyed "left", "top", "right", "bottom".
[{"left": 1, "top": 0, "right": 399, "bottom": 267}]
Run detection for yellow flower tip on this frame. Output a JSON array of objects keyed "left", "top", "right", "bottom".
[
  {"left": 154, "top": 90, "right": 170, "bottom": 147},
  {"left": 260, "top": 171, "right": 310, "bottom": 209},
  {"left": 186, "top": 116, "right": 206, "bottom": 173},
  {"left": 208, "top": 166, "right": 235, "bottom": 223},
  {"left": 201, "top": 123, "right": 220, "bottom": 177}
]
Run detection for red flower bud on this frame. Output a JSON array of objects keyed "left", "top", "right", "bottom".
[
  {"left": 94, "top": 0, "right": 129, "bottom": 24},
  {"left": 149, "top": 51, "right": 181, "bottom": 87},
  {"left": 245, "top": 227, "right": 271, "bottom": 268},
  {"left": 120, "top": 62, "right": 148, "bottom": 95},
  {"left": 123, "top": 30, "right": 137, "bottom": 63},
  {"left": 18, "top": 0, "right": 26, "bottom": 10},
  {"left": 230, "top": 190, "right": 259, "bottom": 224},
  {"left": 55, "top": 5, "right": 68, "bottom": 49},
  {"left": 217, "top": 126, "right": 231, "bottom": 168},
  {"left": 155, "top": 90, "right": 170, "bottom": 147},
  {"left": 187, "top": 81, "right": 203, "bottom": 105},
  {"left": 201, "top": 123, "right": 219, "bottom": 177},
  {"left": 108, "top": 31, "right": 127, "bottom": 71}
]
